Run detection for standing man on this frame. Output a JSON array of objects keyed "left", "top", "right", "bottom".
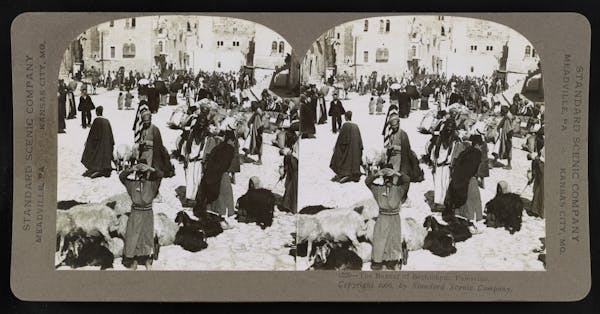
[
  {"left": 81, "top": 106, "right": 114, "bottom": 178},
  {"left": 299, "top": 94, "right": 316, "bottom": 138},
  {"left": 119, "top": 163, "right": 162, "bottom": 270},
  {"left": 138, "top": 111, "right": 175, "bottom": 178},
  {"left": 385, "top": 114, "right": 412, "bottom": 176},
  {"left": 493, "top": 105, "right": 513, "bottom": 170},
  {"left": 330, "top": 111, "right": 363, "bottom": 183},
  {"left": 58, "top": 80, "right": 68, "bottom": 133},
  {"left": 365, "top": 166, "right": 410, "bottom": 270},
  {"left": 329, "top": 92, "right": 346, "bottom": 134},
  {"left": 78, "top": 88, "right": 95, "bottom": 128}
]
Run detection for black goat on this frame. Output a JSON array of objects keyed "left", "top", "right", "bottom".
[
  {"left": 423, "top": 230, "right": 456, "bottom": 257},
  {"left": 310, "top": 242, "right": 363, "bottom": 270},
  {"left": 55, "top": 229, "right": 114, "bottom": 270},
  {"left": 236, "top": 188, "right": 275, "bottom": 229},
  {"left": 175, "top": 210, "right": 223, "bottom": 238},
  {"left": 485, "top": 192, "right": 523, "bottom": 234},
  {"left": 299, "top": 205, "right": 332, "bottom": 215},
  {"left": 424, "top": 215, "right": 472, "bottom": 242},
  {"left": 173, "top": 226, "right": 208, "bottom": 252}
]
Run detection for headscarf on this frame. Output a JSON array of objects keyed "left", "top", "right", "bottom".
[{"left": 497, "top": 181, "right": 510, "bottom": 194}]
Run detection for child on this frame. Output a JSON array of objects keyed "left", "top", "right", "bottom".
[{"left": 118, "top": 92, "right": 124, "bottom": 110}]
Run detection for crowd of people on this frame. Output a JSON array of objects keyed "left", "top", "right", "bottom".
[
  {"left": 58, "top": 65, "right": 299, "bottom": 270},
  {"left": 299, "top": 69, "right": 545, "bottom": 270}
]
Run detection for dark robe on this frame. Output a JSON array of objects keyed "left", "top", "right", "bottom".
[
  {"left": 299, "top": 101, "right": 315, "bottom": 136},
  {"left": 247, "top": 111, "right": 264, "bottom": 155},
  {"left": 282, "top": 154, "right": 298, "bottom": 213},
  {"left": 81, "top": 117, "right": 114, "bottom": 172},
  {"left": 406, "top": 85, "right": 420, "bottom": 100},
  {"left": 448, "top": 92, "right": 464, "bottom": 105},
  {"left": 397, "top": 92, "right": 411, "bottom": 118},
  {"left": 196, "top": 142, "right": 234, "bottom": 213},
  {"left": 530, "top": 158, "right": 544, "bottom": 218},
  {"left": 330, "top": 122, "right": 363, "bottom": 177},
  {"left": 146, "top": 124, "right": 175, "bottom": 178},
  {"left": 58, "top": 88, "right": 67, "bottom": 131},
  {"left": 444, "top": 146, "right": 482, "bottom": 214},
  {"left": 146, "top": 87, "right": 160, "bottom": 113}
]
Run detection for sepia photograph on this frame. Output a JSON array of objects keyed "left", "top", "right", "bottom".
[
  {"left": 55, "top": 15, "right": 300, "bottom": 270},
  {"left": 296, "top": 16, "right": 545, "bottom": 271}
]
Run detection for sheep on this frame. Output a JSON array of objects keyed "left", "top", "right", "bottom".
[
  {"left": 423, "top": 215, "right": 472, "bottom": 243},
  {"left": 173, "top": 226, "right": 208, "bottom": 252},
  {"left": 175, "top": 210, "right": 223, "bottom": 238},
  {"left": 56, "top": 204, "right": 119, "bottom": 246},
  {"left": 235, "top": 188, "right": 275, "bottom": 229},
  {"left": 107, "top": 237, "right": 124, "bottom": 258},
  {"left": 309, "top": 241, "right": 363, "bottom": 270},
  {"left": 297, "top": 206, "right": 369, "bottom": 265},
  {"left": 362, "top": 148, "right": 387, "bottom": 176},
  {"left": 401, "top": 217, "right": 428, "bottom": 251},
  {"left": 56, "top": 229, "right": 114, "bottom": 270},
  {"left": 112, "top": 212, "right": 180, "bottom": 247}
]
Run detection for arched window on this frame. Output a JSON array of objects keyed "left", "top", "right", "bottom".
[
  {"left": 364, "top": 19, "right": 368, "bottom": 32},
  {"left": 525, "top": 45, "right": 531, "bottom": 57},
  {"left": 385, "top": 20, "right": 390, "bottom": 32},
  {"left": 271, "top": 41, "right": 277, "bottom": 54},
  {"left": 379, "top": 20, "right": 385, "bottom": 33},
  {"left": 158, "top": 41, "right": 163, "bottom": 53},
  {"left": 410, "top": 45, "right": 417, "bottom": 59},
  {"left": 122, "top": 43, "right": 135, "bottom": 58},
  {"left": 375, "top": 48, "right": 389, "bottom": 63},
  {"left": 532, "top": 49, "right": 537, "bottom": 57},
  {"left": 441, "top": 26, "right": 445, "bottom": 36},
  {"left": 279, "top": 41, "right": 285, "bottom": 53}
]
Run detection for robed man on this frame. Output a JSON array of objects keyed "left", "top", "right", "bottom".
[
  {"left": 81, "top": 106, "right": 114, "bottom": 178},
  {"left": 330, "top": 111, "right": 363, "bottom": 183},
  {"left": 299, "top": 94, "right": 316, "bottom": 138},
  {"left": 385, "top": 114, "right": 414, "bottom": 178},
  {"left": 138, "top": 111, "right": 175, "bottom": 178}
]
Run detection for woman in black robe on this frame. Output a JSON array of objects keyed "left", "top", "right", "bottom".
[{"left": 299, "top": 94, "right": 316, "bottom": 138}]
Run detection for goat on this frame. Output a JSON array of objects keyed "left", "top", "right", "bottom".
[
  {"left": 56, "top": 228, "right": 114, "bottom": 270},
  {"left": 173, "top": 226, "right": 208, "bottom": 252},
  {"left": 485, "top": 193, "right": 524, "bottom": 234},
  {"left": 56, "top": 211, "right": 75, "bottom": 253},
  {"left": 401, "top": 217, "right": 428, "bottom": 251},
  {"left": 423, "top": 230, "right": 456, "bottom": 257},
  {"left": 235, "top": 188, "right": 275, "bottom": 229},
  {"left": 309, "top": 241, "right": 363, "bottom": 270},
  {"left": 299, "top": 205, "right": 332, "bottom": 215},
  {"left": 57, "top": 204, "right": 119, "bottom": 246},
  {"left": 423, "top": 215, "right": 472, "bottom": 242},
  {"left": 174, "top": 210, "right": 223, "bottom": 238},
  {"left": 154, "top": 212, "right": 179, "bottom": 246},
  {"left": 297, "top": 206, "right": 369, "bottom": 265},
  {"left": 101, "top": 192, "right": 133, "bottom": 216}
]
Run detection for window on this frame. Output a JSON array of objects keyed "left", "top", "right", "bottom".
[
  {"left": 385, "top": 20, "right": 390, "bottom": 32},
  {"left": 158, "top": 41, "right": 163, "bottom": 53},
  {"left": 470, "top": 45, "right": 478, "bottom": 52},
  {"left": 337, "top": 33, "right": 340, "bottom": 39},
  {"left": 532, "top": 49, "right": 537, "bottom": 57},
  {"left": 217, "top": 62, "right": 221, "bottom": 68},
  {"left": 279, "top": 41, "right": 285, "bottom": 53},
  {"left": 375, "top": 48, "right": 389, "bottom": 63},
  {"left": 217, "top": 41, "right": 223, "bottom": 47},
  {"left": 379, "top": 20, "right": 384, "bottom": 33},
  {"left": 364, "top": 19, "right": 368, "bottom": 32},
  {"left": 187, "top": 22, "right": 191, "bottom": 32},
  {"left": 525, "top": 45, "right": 531, "bottom": 57},
  {"left": 110, "top": 46, "right": 115, "bottom": 58},
  {"left": 271, "top": 41, "right": 277, "bottom": 54},
  {"left": 131, "top": 18, "right": 136, "bottom": 28},
  {"left": 109, "top": 20, "right": 114, "bottom": 27},
  {"left": 470, "top": 66, "right": 474, "bottom": 73},
  {"left": 122, "top": 43, "right": 135, "bottom": 58},
  {"left": 363, "top": 51, "right": 368, "bottom": 63},
  {"left": 441, "top": 26, "right": 445, "bottom": 36},
  {"left": 486, "top": 45, "right": 493, "bottom": 51}
]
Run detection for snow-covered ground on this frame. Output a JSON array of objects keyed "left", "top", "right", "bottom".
[
  {"left": 297, "top": 90, "right": 545, "bottom": 271},
  {"left": 57, "top": 85, "right": 295, "bottom": 271}
]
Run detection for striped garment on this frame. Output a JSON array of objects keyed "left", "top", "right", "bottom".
[
  {"left": 382, "top": 105, "right": 399, "bottom": 148},
  {"left": 133, "top": 101, "right": 150, "bottom": 143}
]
